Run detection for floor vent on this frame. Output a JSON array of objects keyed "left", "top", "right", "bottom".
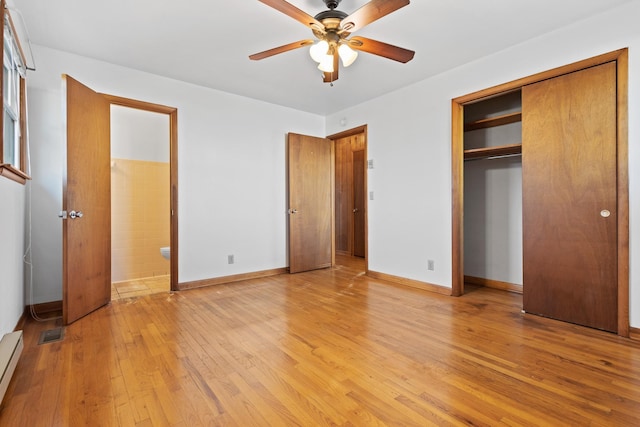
[
  {"left": 1, "top": 331, "right": 24, "bottom": 403},
  {"left": 38, "top": 327, "right": 65, "bottom": 345}
]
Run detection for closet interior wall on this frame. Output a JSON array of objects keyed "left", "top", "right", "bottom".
[{"left": 463, "top": 91, "right": 523, "bottom": 291}]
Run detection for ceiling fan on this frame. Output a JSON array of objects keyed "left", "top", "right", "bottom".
[{"left": 249, "top": 0, "right": 415, "bottom": 84}]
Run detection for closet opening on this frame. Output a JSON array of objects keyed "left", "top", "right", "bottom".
[
  {"left": 450, "top": 49, "right": 629, "bottom": 336},
  {"left": 462, "top": 90, "right": 523, "bottom": 295}
]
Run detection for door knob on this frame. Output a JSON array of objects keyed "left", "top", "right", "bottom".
[
  {"left": 59, "top": 210, "right": 83, "bottom": 219},
  {"left": 288, "top": 208, "right": 298, "bottom": 214},
  {"left": 353, "top": 208, "right": 359, "bottom": 213},
  {"left": 600, "top": 209, "right": 611, "bottom": 218}
]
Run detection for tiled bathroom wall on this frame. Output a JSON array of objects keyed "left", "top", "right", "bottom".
[{"left": 111, "top": 158, "right": 170, "bottom": 282}]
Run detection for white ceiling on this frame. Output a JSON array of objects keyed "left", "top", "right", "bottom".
[{"left": 8, "top": 0, "right": 632, "bottom": 115}]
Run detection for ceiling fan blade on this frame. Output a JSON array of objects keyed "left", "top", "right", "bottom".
[
  {"left": 349, "top": 36, "right": 414, "bottom": 63},
  {"left": 341, "top": 0, "right": 410, "bottom": 33},
  {"left": 258, "top": 0, "right": 324, "bottom": 30},
  {"left": 322, "top": 52, "right": 340, "bottom": 83},
  {"left": 249, "top": 39, "right": 314, "bottom": 60}
]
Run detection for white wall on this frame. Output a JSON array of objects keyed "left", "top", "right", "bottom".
[
  {"left": 26, "top": 45, "right": 324, "bottom": 303},
  {"left": 0, "top": 179, "right": 25, "bottom": 335},
  {"left": 464, "top": 157, "right": 522, "bottom": 285},
  {"left": 111, "top": 105, "right": 169, "bottom": 162},
  {"left": 326, "top": 1, "right": 640, "bottom": 328}
]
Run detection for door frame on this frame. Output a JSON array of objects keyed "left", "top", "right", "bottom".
[
  {"left": 450, "top": 49, "right": 629, "bottom": 336},
  {"left": 351, "top": 148, "right": 366, "bottom": 258},
  {"left": 104, "top": 95, "right": 179, "bottom": 291},
  {"left": 328, "top": 125, "right": 369, "bottom": 272}
]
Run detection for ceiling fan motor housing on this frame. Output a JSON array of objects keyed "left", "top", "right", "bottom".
[
  {"left": 323, "top": 0, "right": 341, "bottom": 9},
  {"left": 314, "top": 10, "right": 348, "bottom": 22}
]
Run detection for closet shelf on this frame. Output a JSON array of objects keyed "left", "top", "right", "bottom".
[
  {"left": 464, "top": 143, "right": 522, "bottom": 160},
  {"left": 464, "top": 112, "right": 522, "bottom": 132}
]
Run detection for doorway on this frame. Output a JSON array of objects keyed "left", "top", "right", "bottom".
[
  {"left": 286, "top": 126, "right": 368, "bottom": 275},
  {"left": 329, "top": 125, "right": 368, "bottom": 271},
  {"left": 110, "top": 106, "right": 171, "bottom": 299},
  {"left": 62, "top": 76, "right": 178, "bottom": 324},
  {"left": 105, "top": 95, "right": 179, "bottom": 295}
]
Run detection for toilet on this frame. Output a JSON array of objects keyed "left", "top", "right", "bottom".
[{"left": 160, "top": 246, "right": 170, "bottom": 260}]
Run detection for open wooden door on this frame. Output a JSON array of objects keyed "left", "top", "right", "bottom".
[
  {"left": 287, "top": 133, "right": 333, "bottom": 273},
  {"left": 522, "top": 62, "right": 618, "bottom": 332},
  {"left": 62, "top": 75, "right": 111, "bottom": 324},
  {"left": 352, "top": 149, "right": 365, "bottom": 258}
]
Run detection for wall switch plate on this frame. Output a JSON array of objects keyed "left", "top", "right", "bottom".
[
  {"left": 228, "top": 254, "right": 234, "bottom": 264},
  {"left": 427, "top": 260, "right": 435, "bottom": 271},
  {"left": 368, "top": 159, "right": 374, "bottom": 169},
  {"left": 369, "top": 191, "right": 374, "bottom": 200}
]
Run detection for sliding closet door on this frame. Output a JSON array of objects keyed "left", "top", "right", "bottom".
[{"left": 522, "top": 62, "right": 617, "bottom": 332}]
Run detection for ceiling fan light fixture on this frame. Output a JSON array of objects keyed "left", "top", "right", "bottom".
[
  {"left": 249, "top": 0, "right": 415, "bottom": 84},
  {"left": 309, "top": 40, "right": 329, "bottom": 63},
  {"left": 338, "top": 44, "right": 358, "bottom": 67},
  {"left": 317, "top": 54, "right": 334, "bottom": 72}
]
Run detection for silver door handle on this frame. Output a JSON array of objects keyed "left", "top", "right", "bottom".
[
  {"left": 69, "top": 210, "right": 83, "bottom": 219},
  {"left": 288, "top": 208, "right": 298, "bottom": 214}
]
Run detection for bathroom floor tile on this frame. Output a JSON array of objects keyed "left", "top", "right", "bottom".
[{"left": 111, "top": 275, "right": 170, "bottom": 300}]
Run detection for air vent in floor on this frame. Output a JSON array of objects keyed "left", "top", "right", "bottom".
[{"left": 38, "top": 327, "right": 65, "bottom": 345}]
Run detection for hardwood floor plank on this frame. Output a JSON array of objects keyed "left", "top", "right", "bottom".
[{"left": 2, "top": 256, "right": 640, "bottom": 425}]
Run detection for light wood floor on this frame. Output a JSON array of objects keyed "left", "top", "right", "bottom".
[{"left": 2, "top": 256, "right": 640, "bottom": 426}]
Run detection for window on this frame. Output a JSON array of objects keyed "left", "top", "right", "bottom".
[{"left": 0, "top": 1, "right": 29, "bottom": 184}]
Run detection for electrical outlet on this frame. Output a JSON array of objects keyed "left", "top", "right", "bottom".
[
  {"left": 427, "top": 260, "right": 435, "bottom": 271},
  {"left": 228, "top": 254, "right": 234, "bottom": 264},
  {"left": 368, "top": 159, "right": 374, "bottom": 169}
]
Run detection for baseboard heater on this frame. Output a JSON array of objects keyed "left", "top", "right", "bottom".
[{"left": 0, "top": 331, "right": 23, "bottom": 404}]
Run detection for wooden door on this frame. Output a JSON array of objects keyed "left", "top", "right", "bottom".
[
  {"left": 62, "top": 75, "right": 111, "bottom": 324},
  {"left": 288, "top": 133, "right": 333, "bottom": 273},
  {"left": 352, "top": 149, "right": 365, "bottom": 257},
  {"left": 522, "top": 62, "right": 618, "bottom": 332}
]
